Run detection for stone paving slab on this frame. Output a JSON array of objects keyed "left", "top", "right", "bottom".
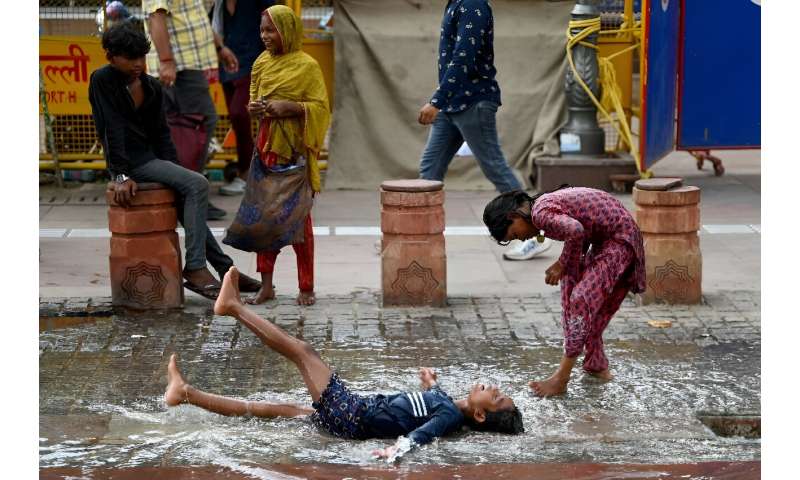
[{"left": 40, "top": 290, "right": 761, "bottom": 346}]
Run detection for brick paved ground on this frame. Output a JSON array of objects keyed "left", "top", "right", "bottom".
[{"left": 40, "top": 289, "right": 761, "bottom": 347}]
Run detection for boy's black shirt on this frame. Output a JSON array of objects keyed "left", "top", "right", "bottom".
[{"left": 88, "top": 64, "right": 178, "bottom": 176}]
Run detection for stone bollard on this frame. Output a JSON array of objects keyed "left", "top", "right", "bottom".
[
  {"left": 633, "top": 177, "right": 702, "bottom": 304},
  {"left": 106, "top": 182, "right": 184, "bottom": 309},
  {"left": 381, "top": 179, "right": 446, "bottom": 307}
]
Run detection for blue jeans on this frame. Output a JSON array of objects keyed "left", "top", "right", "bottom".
[
  {"left": 419, "top": 100, "right": 522, "bottom": 193},
  {"left": 130, "top": 159, "right": 233, "bottom": 274}
]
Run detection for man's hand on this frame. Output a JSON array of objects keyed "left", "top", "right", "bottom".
[
  {"left": 218, "top": 46, "right": 240, "bottom": 73},
  {"left": 159, "top": 59, "right": 177, "bottom": 87},
  {"left": 371, "top": 444, "right": 399, "bottom": 461},
  {"left": 264, "top": 100, "right": 302, "bottom": 118},
  {"left": 114, "top": 179, "right": 138, "bottom": 208},
  {"left": 418, "top": 368, "right": 438, "bottom": 389},
  {"left": 418, "top": 103, "right": 439, "bottom": 125},
  {"left": 545, "top": 260, "right": 564, "bottom": 286}
]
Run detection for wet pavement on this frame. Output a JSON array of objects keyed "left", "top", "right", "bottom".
[
  {"left": 40, "top": 291, "right": 760, "bottom": 474},
  {"left": 41, "top": 461, "right": 761, "bottom": 480},
  {"left": 39, "top": 151, "right": 761, "bottom": 476}
]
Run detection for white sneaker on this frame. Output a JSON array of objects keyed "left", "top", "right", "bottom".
[
  {"left": 503, "top": 238, "right": 553, "bottom": 261},
  {"left": 219, "top": 177, "right": 246, "bottom": 196}
]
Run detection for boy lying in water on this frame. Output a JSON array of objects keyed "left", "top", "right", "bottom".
[{"left": 165, "top": 267, "right": 524, "bottom": 461}]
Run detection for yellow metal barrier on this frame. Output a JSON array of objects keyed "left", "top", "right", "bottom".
[{"left": 39, "top": 1, "right": 334, "bottom": 173}]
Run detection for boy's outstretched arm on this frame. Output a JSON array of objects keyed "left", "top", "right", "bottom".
[
  {"left": 418, "top": 367, "right": 438, "bottom": 390},
  {"left": 372, "top": 408, "right": 461, "bottom": 463}
]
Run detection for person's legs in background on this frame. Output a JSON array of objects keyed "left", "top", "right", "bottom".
[
  {"left": 452, "top": 101, "right": 550, "bottom": 260},
  {"left": 292, "top": 214, "right": 315, "bottom": 306},
  {"left": 220, "top": 75, "right": 253, "bottom": 196},
  {"left": 130, "top": 159, "right": 219, "bottom": 293},
  {"left": 419, "top": 113, "right": 464, "bottom": 182},
  {"left": 171, "top": 69, "right": 225, "bottom": 220},
  {"left": 249, "top": 250, "right": 279, "bottom": 305},
  {"left": 248, "top": 214, "right": 315, "bottom": 305},
  {"left": 452, "top": 100, "right": 521, "bottom": 193}
]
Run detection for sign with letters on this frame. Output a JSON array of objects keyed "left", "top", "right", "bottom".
[{"left": 39, "top": 36, "right": 228, "bottom": 116}]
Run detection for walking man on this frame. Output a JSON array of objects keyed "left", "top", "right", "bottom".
[{"left": 418, "top": 0, "right": 551, "bottom": 261}]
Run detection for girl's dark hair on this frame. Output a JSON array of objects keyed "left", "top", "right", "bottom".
[
  {"left": 102, "top": 21, "right": 151, "bottom": 59},
  {"left": 482, "top": 185, "right": 571, "bottom": 244},
  {"left": 463, "top": 406, "right": 525, "bottom": 435}
]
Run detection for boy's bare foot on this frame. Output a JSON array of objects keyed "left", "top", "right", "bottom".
[
  {"left": 297, "top": 290, "right": 316, "bottom": 306},
  {"left": 246, "top": 284, "right": 276, "bottom": 305},
  {"left": 586, "top": 369, "right": 613, "bottom": 381},
  {"left": 165, "top": 354, "right": 188, "bottom": 407},
  {"left": 529, "top": 375, "right": 569, "bottom": 397},
  {"left": 214, "top": 267, "right": 244, "bottom": 316}
]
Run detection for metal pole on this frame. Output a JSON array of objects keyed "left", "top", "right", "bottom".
[
  {"left": 39, "top": 66, "right": 64, "bottom": 188},
  {"left": 560, "top": 0, "right": 606, "bottom": 155}
]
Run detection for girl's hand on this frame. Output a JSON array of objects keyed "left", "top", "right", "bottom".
[
  {"left": 418, "top": 367, "right": 438, "bottom": 389},
  {"left": 545, "top": 261, "right": 564, "bottom": 285},
  {"left": 247, "top": 100, "right": 266, "bottom": 116}
]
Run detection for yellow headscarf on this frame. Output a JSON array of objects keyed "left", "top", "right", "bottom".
[{"left": 250, "top": 5, "right": 331, "bottom": 192}]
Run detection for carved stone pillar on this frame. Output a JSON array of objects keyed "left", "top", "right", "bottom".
[
  {"left": 634, "top": 178, "right": 702, "bottom": 305},
  {"left": 380, "top": 179, "right": 446, "bottom": 307},
  {"left": 106, "top": 182, "right": 184, "bottom": 309},
  {"left": 560, "top": 0, "right": 606, "bottom": 155}
]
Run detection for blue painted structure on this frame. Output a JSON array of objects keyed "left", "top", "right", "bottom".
[
  {"left": 640, "top": 0, "right": 680, "bottom": 170},
  {"left": 677, "top": 0, "right": 760, "bottom": 149}
]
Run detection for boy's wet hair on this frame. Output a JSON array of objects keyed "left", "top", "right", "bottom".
[
  {"left": 482, "top": 185, "right": 571, "bottom": 244},
  {"left": 102, "top": 21, "right": 150, "bottom": 59},
  {"left": 464, "top": 406, "right": 525, "bottom": 435}
]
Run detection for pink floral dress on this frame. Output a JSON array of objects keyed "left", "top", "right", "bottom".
[{"left": 531, "top": 187, "right": 645, "bottom": 372}]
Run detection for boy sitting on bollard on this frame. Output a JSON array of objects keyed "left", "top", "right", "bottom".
[{"left": 89, "top": 22, "right": 261, "bottom": 299}]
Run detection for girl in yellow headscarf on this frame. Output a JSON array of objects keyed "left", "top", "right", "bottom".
[{"left": 223, "top": 5, "right": 330, "bottom": 306}]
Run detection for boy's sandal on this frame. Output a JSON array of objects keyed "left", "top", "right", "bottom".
[{"left": 183, "top": 281, "right": 221, "bottom": 300}]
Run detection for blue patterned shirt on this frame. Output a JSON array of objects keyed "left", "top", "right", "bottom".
[{"left": 430, "top": 0, "right": 501, "bottom": 113}]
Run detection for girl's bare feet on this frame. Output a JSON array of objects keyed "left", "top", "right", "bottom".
[
  {"left": 529, "top": 374, "right": 569, "bottom": 397},
  {"left": 246, "top": 285, "right": 276, "bottom": 305},
  {"left": 297, "top": 290, "right": 315, "bottom": 306},
  {"left": 165, "top": 354, "right": 188, "bottom": 407},
  {"left": 214, "top": 267, "right": 245, "bottom": 316},
  {"left": 586, "top": 369, "right": 613, "bottom": 381}
]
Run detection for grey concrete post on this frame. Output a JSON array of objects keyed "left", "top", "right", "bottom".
[{"left": 560, "top": 0, "right": 606, "bottom": 155}]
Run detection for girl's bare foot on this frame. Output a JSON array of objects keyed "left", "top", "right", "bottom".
[
  {"left": 165, "top": 354, "right": 188, "bottom": 407},
  {"left": 297, "top": 290, "right": 315, "bottom": 306},
  {"left": 246, "top": 285, "right": 276, "bottom": 305},
  {"left": 214, "top": 267, "right": 244, "bottom": 316},
  {"left": 529, "top": 375, "right": 569, "bottom": 397},
  {"left": 586, "top": 369, "right": 613, "bottom": 381}
]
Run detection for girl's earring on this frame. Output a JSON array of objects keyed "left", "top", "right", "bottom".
[{"left": 536, "top": 230, "right": 545, "bottom": 243}]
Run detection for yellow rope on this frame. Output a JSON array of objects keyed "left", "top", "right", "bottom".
[{"left": 566, "top": 17, "right": 651, "bottom": 178}]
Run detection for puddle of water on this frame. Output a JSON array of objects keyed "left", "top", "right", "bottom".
[
  {"left": 40, "top": 316, "right": 104, "bottom": 332},
  {"left": 39, "top": 315, "right": 760, "bottom": 469}
]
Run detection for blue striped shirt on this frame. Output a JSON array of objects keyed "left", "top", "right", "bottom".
[{"left": 361, "top": 385, "right": 464, "bottom": 446}]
